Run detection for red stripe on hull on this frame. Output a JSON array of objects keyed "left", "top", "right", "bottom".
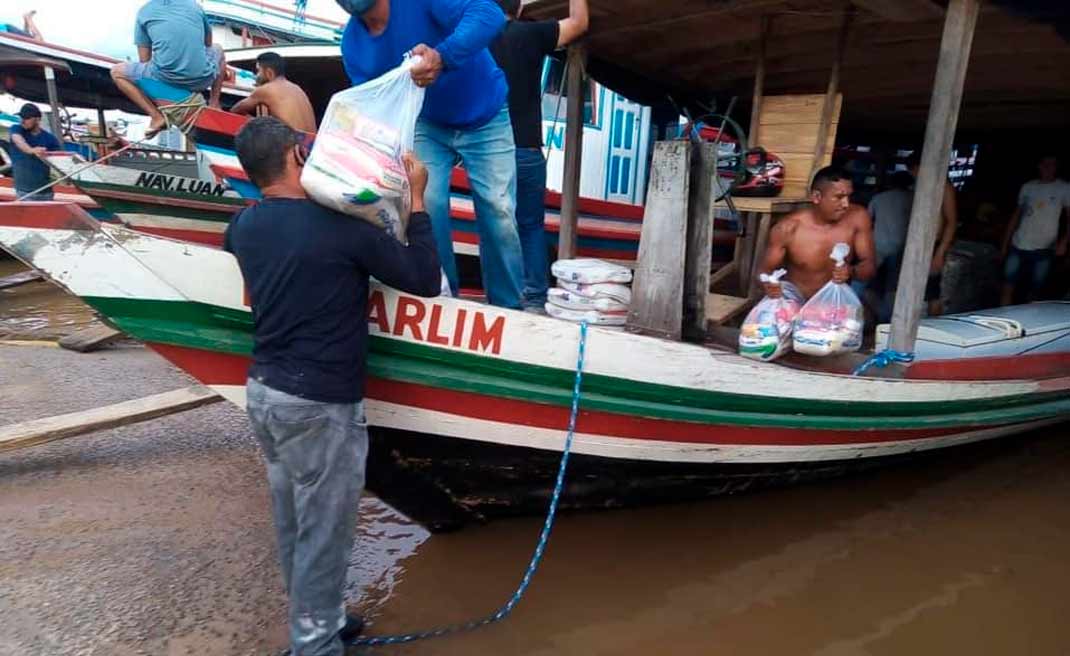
[
  {"left": 0, "top": 202, "right": 98, "bottom": 230},
  {"left": 907, "top": 353, "right": 1070, "bottom": 381},
  {"left": 129, "top": 226, "right": 224, "bottom": 247},
  {"left": 145, "top": 343, "right": 982, "bottom": 448},
  {"left": 450, "top": 168, "right": 645, "bottom": 221}
]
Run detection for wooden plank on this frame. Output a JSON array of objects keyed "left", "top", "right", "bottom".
[
  {"left": 749, "top": 15, "right": 770, "bottom": 146},
  {"left": 708, "top": 260, "right": 738, "bottom": 290},
  {"left": 714, "top": 196, "right": 811, "bottom": 214},
  {"left": 753, "top": 124, "right": 837, "bottom": 155},
  {"left": 758, "top": 94, "right": 843, "bottom": 125},
  {"left": 851, "top": 0, "right": 944, "bottom": 21},
  {"left": 736, "top": 211, "right": 758, "bottom": 296},
  {"left": 889, "top": 0, "right": 979, "bottom": 353},
  {"left": 748, "top": 212, "right": 774, "bottom": 299},
  {"left": 705, "top": 293, "right": 753, "bottom": 326},
  {"left": 628, "top": 140, "right": 691, "bottom": 339},
  {"left": 58, "top": 324, "right": 124, "bottom": 353},
  {"left": 0, "top": 386, "right": 223, "bottom": 453},
  {"left": 683, "top": 142, "right": 717, "bottom": 341},
  {"left": 809, "top": 8, "right": 853, "bottom": 185},
  {"left": 558, "top": 45, "right": 586, "bottom": 260},
  {"left": 0, "top": 270, "right": 43, "bottom": 290}
]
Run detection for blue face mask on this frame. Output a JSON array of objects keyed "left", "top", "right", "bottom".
[{"left": 335, "top": 0, "right": 376, "bottom": 16}]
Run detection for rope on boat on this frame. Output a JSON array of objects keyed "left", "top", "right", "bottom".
[
  {"left": 352, "top": 321, "right": 590, "bottom": 648},
  {"left": 14, "top": 97, "right": 207, "bottom": 203},
  {"left": 852, "top": 349, "right": 915, "bottom": 376}
]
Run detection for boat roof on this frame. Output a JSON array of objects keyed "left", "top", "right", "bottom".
[
  {"left": 204, "top": 0, "right": 344, "bottom": 43},
  {"left": 522, "top": 0, "right": 1070, "bottom": 139},
  {"left": 0, "top": 31, "right": 250, "bottom": 114}
]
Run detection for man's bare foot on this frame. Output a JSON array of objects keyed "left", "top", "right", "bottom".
[{"left": 144, "top": 115, "right": 168, "bottom": 139}]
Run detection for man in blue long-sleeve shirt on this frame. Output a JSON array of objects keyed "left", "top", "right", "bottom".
[
  {"left": 224, "top": 117, "right": 441, "bottom": 656},
  {"left": 336, "top": 0, "right": 525, "bottom": 309}
]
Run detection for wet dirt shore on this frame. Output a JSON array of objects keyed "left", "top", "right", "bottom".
[{"left": 2, "top": 273, "right": 1070, "bottom": 655}]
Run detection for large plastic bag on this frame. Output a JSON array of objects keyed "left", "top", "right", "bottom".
[
  {"left": 544, "top": 302, "right": 627, "bottom": 326},
  {"left": 738, "top": 269, "right": 804, "bottom": 361},
  {"left": 547, "top": 287, "right": 628, "bottom": 313},
  {"left": 551, "top": 258, "right": 633, "bottom": 284},
  {"left": 557, "top": 279, "right": 632, "bottom": 305},
  {"left": 301, "top": 57, "right": 425, "bottom": 241},
  {"left": 792, "top": 243, "right": 865, "bottom": 356}
]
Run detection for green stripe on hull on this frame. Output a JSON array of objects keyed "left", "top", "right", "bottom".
[{"left": 80, "top": 296, "right": 1069, "bottom": 430}]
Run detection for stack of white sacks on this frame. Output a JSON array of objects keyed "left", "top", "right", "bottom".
[{"left": 545, "top": 258, "right": 633, "bottom": 326}]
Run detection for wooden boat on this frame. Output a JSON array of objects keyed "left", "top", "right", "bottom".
[
  {"left": 2, "top": 201, "right": 1068, "bottom": 526},
  {"left": 43, "top": 152, "right": 248, "bottom": 246}
]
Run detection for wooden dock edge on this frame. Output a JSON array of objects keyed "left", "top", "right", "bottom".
[{"left": 0, "top": 386, "right": 223, "bottom": 453}]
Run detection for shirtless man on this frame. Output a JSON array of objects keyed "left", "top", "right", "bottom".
[
  {"left": 761, "top": 166, "right": 876, "bottom": 300},
  {"left": 230, "top": 52, "right": 316, "bottom": 133}
]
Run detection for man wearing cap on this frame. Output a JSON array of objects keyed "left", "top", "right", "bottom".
[
  {"left": 335, "top": 0, "right": 526, "bottom": 310},
  {"left": 8, "top": 103, "right": 62, "bottom": 201}
]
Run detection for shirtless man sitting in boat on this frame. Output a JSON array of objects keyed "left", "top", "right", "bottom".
[
  {"left": 760, "top": 166, "right": 876, "bottom": 300},
  {"left": 229, "top": 52, "right": 317, "bottom": 133}
]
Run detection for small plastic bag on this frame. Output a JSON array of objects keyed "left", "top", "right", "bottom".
[
  {"left": 738, "top": 269, "right": 803, "bottom": 361},
  {"left": 792, "top": 243, "right": 865, "bottom": 356},
  {"left": 301, "top": 57, "right": 425, "bottom": 241},
  {"left": 551, "top": 258, "right": 633, "bottom": 285}
]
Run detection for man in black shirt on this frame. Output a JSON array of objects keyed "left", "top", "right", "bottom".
[
  {"left": 223, "top": 117, "right": 440, "bottom": 656},
  {"left": 490, "top": 0, "right": 588, "bottom": 309}
]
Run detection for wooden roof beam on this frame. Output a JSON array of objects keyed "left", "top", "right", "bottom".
[{"left": 850, "top": 0, "right": 944, "bottom": 21}]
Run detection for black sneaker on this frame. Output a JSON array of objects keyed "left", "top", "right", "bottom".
[{"left": 339, "top": 613, "right": 365, "bottom": 643}]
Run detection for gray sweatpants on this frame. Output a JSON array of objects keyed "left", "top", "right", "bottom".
[{"left": 246, "top": 378, "right": 368, "bottom": 656}]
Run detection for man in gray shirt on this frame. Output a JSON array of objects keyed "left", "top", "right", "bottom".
[
  {"left": 860, "top": 170, "right": 914, "bottom": 322},
  {"left": 110, "top": 0, "right": 226, "bottom": 137}
]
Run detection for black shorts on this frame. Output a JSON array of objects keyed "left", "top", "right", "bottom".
[{"left": 924, "top": 273, "right": 942, "bottom": 302}]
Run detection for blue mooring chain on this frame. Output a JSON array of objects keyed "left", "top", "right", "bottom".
[
  {"left": 352, "top": 321, "right": 589, "bottom": 648},
  {"left": 852, "top": 349, "right": 915, "bottom": 376}
]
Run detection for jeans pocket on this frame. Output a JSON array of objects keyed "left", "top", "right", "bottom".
[{"left": 269, "top": 405, "right": 333, "bottom": 486}]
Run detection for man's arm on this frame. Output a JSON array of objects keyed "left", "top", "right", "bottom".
[
  {"left": 424, "top": 0, "right": 505, "bottom": 71},
  {"left": 932, "top": 181, "right": 958, "bottom": 273},
  {"left": 203, "top": 13, "right": 213, "bottom": 47},
  {"left": 1002, "top": 197, "right": 1024, "bottom": 258},
  {"left": 134, "top": 16, "right": 152, "bottom": 62},
  {"left": 1058, "top": 202, "right": 1070, "bottom": 257},
  {"left": 230, "top": 86, "right": 269, "bottom": 116},
  {"left": 850, "top": 208, "right": 877, "bottom": 283},
  {"left": 557, "top": 0, "right": 589, "bottom": 47},
  {"left": 137, "top": 45, "right": 152, "bottom": 63},
  {"left": 10, "top": 132, "right": 45, "bottom": 156}
]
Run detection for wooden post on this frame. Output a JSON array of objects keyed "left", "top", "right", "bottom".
[
  {"left": 809, "top": 8, "right": 852, "bottom": 184},
  {"left": 889, "top": 0, "right": 979, "bottom": 353},
  {"left": 749, "top": 15, "right": 770, "bottom": 147},
  {"left": 683, "top": 142, "right": 717, "bottom": 341},
  {"left": 558, "top": 45, "right": 586, "bottom": 260},
  {"left": 43, "top": 66, "right": 63, "bottom": 140},
  {"left": 628, "top": 140, "right": 691, "bottom": 339}
]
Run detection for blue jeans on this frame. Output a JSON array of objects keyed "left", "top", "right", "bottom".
[
  {"left": 246, "top": 378, "right": 368, "bottom": 656},
  {"left": 515, "top": 147, "right": 550, "bottom": 307},
  {"left": 15, "top": 188, "right": 54, "bottom": 201},
  {"left": 415, "top": 106, "right": 524, "bottom": 309},
  {"left": 1004, "top": 246, "right": 1054, "bottom": 293}
]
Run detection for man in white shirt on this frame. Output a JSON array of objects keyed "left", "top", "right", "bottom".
[{"left": 1001, "top": 155, "right": 1070, "bottom": 305}]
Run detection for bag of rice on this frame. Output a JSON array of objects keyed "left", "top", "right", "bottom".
[
  {"left": 544, "top": 302, "right": 628, "bottom": 326},
  {"left": 551, "top": 258, "right": 633, "bottom": 284},
  {"left": 557, "top": 279, "right": 632, "bottom": 305},
  {"left": 547, "top": 287, "right": 628, "bottom": 313},
  {"left": 301, "top": 57, "right": 425, "bottom": 241}
]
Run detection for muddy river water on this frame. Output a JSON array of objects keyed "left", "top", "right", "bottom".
[{"left": 2, "top": 258, "right": 1069, "bottom": 655}]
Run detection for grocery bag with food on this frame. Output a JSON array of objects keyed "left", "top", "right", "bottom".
[
  {"left": 301, "top": 56, "right": 425, "bottom": 241},
  {"left": 738, "top": 268, "right": 804, "bottom": 361},
  {"left": 792, "top": 243, "right": 864, "bottom": 356}
]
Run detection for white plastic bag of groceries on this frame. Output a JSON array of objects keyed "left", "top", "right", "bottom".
[
  {"left": 792, "top": 243, "right": 865, "bottom": 356},
  {"left": 738, "top": 269, "right": 804, "bottom": 362},
  {"left": 301, "top": 56, "right": 425, "bottom": 241},
  {"left": 551, "top": 258, "right": 633, "bottom": 284}
]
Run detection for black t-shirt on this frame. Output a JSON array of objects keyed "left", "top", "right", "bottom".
[
  {"left": 223, "top": 198, "right": 441, "bottom": 403},
  {"left": 490, "top": 19, "right": 560, "bottom": 149}
]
